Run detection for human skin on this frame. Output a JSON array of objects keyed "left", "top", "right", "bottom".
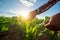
[
  {"left": 28, "top": 0, "right": 58, "bottom": 20},
  {"left": 44, "top": 13, "right": 60, "bottom": 31},
  {"left": 28, "top": 0, "right": 60, "bottom": 31}
]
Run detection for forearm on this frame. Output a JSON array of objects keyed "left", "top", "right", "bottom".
[
  {"left": 36, "top": 0, "right": 58, "bottom": 15},
  {"left": 28, "top": 0, "right": 59, "bottom": 20}
]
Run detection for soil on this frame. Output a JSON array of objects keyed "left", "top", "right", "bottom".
[{"left": 0, "top": 26, "right": 49, "bottom": 40}]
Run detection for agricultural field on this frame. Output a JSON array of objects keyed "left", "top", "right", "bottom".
[
  {"left": 0, "top": 0, "right": 60, "bottom": 40},
  {"left": 0, "top": 16, "right": 60, "bottom": 40}
]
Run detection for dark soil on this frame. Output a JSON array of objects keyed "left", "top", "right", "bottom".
[
  {"left": 0, "top": 26, "right": 49, "bottom": 40},
  {"left": 0, "top": 26, "right": 20, "bottom": 40}
]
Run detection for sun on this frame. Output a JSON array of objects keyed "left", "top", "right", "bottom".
[
  {"left": 20, "top": 11, "right": 29, "bottom": 18},
  {"left": 17, "top": 9, "right": 30, "bottom": 19}
]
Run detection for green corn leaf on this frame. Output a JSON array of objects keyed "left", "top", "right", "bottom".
[
  {"left": 1, "top": 26, "right": 9, "bottom": 32},
  {"left": 32, "top": 25, "right": 39, "bottom": 34}
]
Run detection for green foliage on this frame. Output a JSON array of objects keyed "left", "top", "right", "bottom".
[
  {"left": 45, "top": 16, "right": 50, "bottom": 22},
  {"left": 17, "top": 16, "right": 60, "bottom": 40},
  {"left": 0, "top": 16, "right": 60, "bottom": 40},
  {"left": 16, "top": 16, "right": 49, "bottom": 40},
  {"left": 0, "top": 16, "right": 17, "bottom": 32},
  {"left": 1, "top": 26, "right": 9, "bottom": 32}
]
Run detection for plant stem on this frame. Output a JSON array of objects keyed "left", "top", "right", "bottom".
[{"left": 53, "top": 31, "right": 58, "bottom": 40}]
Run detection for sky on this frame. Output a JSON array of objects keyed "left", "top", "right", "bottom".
[{"left": 0, "top": 0, "right": 60, "bottom": 19}]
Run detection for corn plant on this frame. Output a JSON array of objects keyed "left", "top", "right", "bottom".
[
  {"left": 0, "top": 17, "right": 17, "bottom": 33},
  {"left": 16, "top": 16, "right": 48, "bottom": 40},
  {"left": 0, "top": 16, "right": 60, "bottom": 40}
]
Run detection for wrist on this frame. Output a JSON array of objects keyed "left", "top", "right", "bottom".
[
  {"left": 36, "top": 9, "right": 40, "bottom": 15},
  {"left": 36, "top": 8, "right": 42, "bottom": 15}
]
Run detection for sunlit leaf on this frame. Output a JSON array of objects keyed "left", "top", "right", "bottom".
[{"left": 1, "top": 26, "right": 9, "bottom": 32}]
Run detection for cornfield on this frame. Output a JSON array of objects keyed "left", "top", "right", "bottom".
[{"left": 0, "top": 16, "right": 60, "bottom": 40}]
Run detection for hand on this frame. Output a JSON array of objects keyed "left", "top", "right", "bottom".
[
  {"left": 27, "top": 10, "right": 37, "bottom": 21},
  {"left": 44, "top": 13, "right": 60, "bottom": 31}
]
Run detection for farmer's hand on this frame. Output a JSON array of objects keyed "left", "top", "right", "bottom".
[
  {"left": 44, "top": 13, "right": 60, "bottom": 31},
  {"left": 27, "top": 10, "right": 37, "bottom": 21}
]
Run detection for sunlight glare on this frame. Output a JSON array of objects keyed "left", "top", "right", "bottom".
[
  {"left": 17, "top": 10, "right": 30, "bottom": 19},
  {"left": 20, "top": 11, "right": 29, "bottom": 18}
]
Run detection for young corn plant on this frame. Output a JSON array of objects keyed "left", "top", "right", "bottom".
[{"left": 17, "top": 16, "right": 49, "bottom": 40}]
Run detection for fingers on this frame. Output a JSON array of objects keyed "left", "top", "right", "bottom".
[
  {"left": 44, "top": 18, "right": 54, "bottom": 30},
  {"left": 27, "top": 10, "right": 37, "bottom": 21},
  {"left": 44, "top": 13, "right": 60, "bottom": 31}
]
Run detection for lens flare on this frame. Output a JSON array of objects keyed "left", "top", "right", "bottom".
[
  {"left": 16, "top": 9, "right": 30, "bottom": 19},
  {"left": 20, "top": 11, "right": 29, "bottom": 18}
]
